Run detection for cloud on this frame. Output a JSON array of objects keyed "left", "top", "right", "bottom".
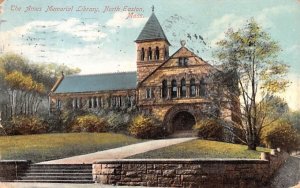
[
  {"left": 0, "top": 18, "right": 107, "bottom": 46},
  {"left": 34, "top": 44, "right": 136, "bottom": 74},
  {"left": 54, "top": 18, "right": 107, "bottom": 42},
  {"left": 206, "top": 5, "right": 299, "bottom": 48},
  {"left": 205, "top": 14, "right": 245, "bottom": 47},
  {"left": 255, "top": 5, "right": 298, "bottom": 28},
  {"left": 106, "top": 11, "right": 147, "bottom": 29}
]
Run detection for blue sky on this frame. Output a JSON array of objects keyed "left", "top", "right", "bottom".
[{"left": 0, "top": 0, "right": 299, "bottom": 110}]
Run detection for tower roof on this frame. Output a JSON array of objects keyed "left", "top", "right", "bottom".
[{"left": 135, "top": 12, "right": 170, "bottom": 45}]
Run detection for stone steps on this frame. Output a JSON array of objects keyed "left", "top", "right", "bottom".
[{"left": 15, "top": 164, "right": 94, "bottom": 184}]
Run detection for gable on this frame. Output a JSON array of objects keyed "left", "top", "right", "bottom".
[
  {"left": 139, "top": 47, "right": 215, "bottom": 86},
  {"left": 161, "top": 47, "right": 209, "bottom": 68}
]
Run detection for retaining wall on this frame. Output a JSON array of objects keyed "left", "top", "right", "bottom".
[{"left": 93, "top": 149, "right": 288, "bottom": 187}]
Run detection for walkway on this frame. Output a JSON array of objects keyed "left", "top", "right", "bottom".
[
  {"left": 270, "top": 156, "right": 300, "bottom": 188},
  {"left": 38, "top": 137, "right": 197, "bottom": 164}
]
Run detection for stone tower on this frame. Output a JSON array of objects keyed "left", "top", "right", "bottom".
[{"left": 135, "top": 9, "right": 171, "bottom": 83}]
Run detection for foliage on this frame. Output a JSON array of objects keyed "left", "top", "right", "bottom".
[
  {"left": 213, "top": 19, "right": 289, "bottom": 150},
  {"left": 129, "top": 139, "right": 270, "bottom": 159},
  {"left": 5, "top": 115, "right": 48, "bottom": 135},
  {"left": 260, "top": 119, "right": 300, "bottom": 153},
  {"left": 287, "top": 111, "right": 300, "bottom": 132},
  {"left": 193, "top": 119, "right": 223, "bottom": 141},
  {"left": 0, "top": 133, "right": 142, "bottom": 163},
  {"left": 71, "top": 114, "right": 108, "bottom": 133},
  {"left": 0, "top": 53, "right": 80, "bottom": 119},
  {"left": 106, "top": 111, "right": 132, "bottom": 132},
  {"left": 128, "top": 114, "right": 163, "bottom": 139}
]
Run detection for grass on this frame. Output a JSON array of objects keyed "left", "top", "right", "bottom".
[
  {"left": 129, "top": 139, "right": 270, "bottom": 159},
  {"left": 0, "top": 133, "right": 142, "bottom": 163}
]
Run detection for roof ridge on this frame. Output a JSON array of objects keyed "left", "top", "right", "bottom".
[{"left": 65, "top": 71, "right": 137, "bottom": 78}]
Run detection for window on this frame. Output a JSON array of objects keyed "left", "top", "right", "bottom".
[
  {"left": 56, "top": 99, "right": 61, "bottom": 109},
  {"left": 141, "top": 48, "right": 145, "bottom": 61},
  {"left": 200, "top": 78, "right": 206, "bottom": 96},
  {"left": 88, "top": 97, "right": 92, "bottom": 108},
  {"left": 162, "top": 80, "right": 168, "bottom": 98},
  {"left": 148, "top": 47, "right": 152, "bottom": 60},
  {"left": 178, "top": 57, "right": 188, "bottom": 67},
  {"left": 93, "top": 97, "right": 97, "bottom": 108},
  {"left": 111, "top": 97, "right": 116, "bottom": 107},
  {"left": 165, "top": 48, "right": 169, "bottom": 59},
  {"left": 180, "top": 79, "right": 186, "bottom": 97},
  {"left": 190, "top": 78, "right": 196, "bottom": 97},
  {"left": 146, "top": 88, "right": 151, "bottom": 99},
  {"left": 155, "top": 46, "right": 159, "bottom": 60},
  {"left": 117, "top": 96, "right": 121, "bottom": 107},
  {"left": 171, "top": 79, "right": 177, "bottom": 98}
]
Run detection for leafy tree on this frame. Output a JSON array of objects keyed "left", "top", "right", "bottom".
[
  {"left": 0, "top": 53, "right": 80, "bottom": 119},
  {"left": 260, "top": 119, "right": 299, "bottom": 153},
  {"left": 287, "top": 111, "right": 300, "bottom": 132},
  {"left": 213, "top": 19, "right": 289, "bottom": 150}
]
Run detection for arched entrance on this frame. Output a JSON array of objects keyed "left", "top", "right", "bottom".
[
  {"left": 172, "top": 111, "right": 196, "bottom": 132},
  {"left": 163, "top": 105, "right": 200, "bottom": 137}
]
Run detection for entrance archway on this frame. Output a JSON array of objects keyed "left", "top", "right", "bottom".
[{"left": 171, "top": 111, "right": 196, "bottom": 132}]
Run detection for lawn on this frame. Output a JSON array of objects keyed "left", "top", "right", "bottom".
[
  {"left": 129, "top": 139, "right": 270, "bottom": 159},
  {"left": 0, "top": 133, "right": 142, "bottom": 163}
]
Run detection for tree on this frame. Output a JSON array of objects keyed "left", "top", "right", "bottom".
[
  {"left": 260, "top": 119, "right": 299, "bottom": 153},
  {"left": 287, "top": 111, "right": 300, "bottom": 132},
  {"left": 0, "top": 53, "right": 80, "bottom": 119},
  {"left": 213, "top": 19, "right": 289, "bottom": 150}
]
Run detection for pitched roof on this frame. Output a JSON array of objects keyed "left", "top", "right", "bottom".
[
  {"left": 135, "top": 13, "right": 170, "bottom": 45},
  {"left": 53, "top": 72, "right": 137, "bottom": 94},
  {"left": 138, "top": 47, "right": 216, "bottom": 86}
]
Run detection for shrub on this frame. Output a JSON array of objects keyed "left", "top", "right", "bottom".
[
  {"left": 71, "top": 114, "right": 108, "bottom": 133},
  {"left": 8, "top": 115, "right": 48, "bottom": 135},
  {"left": 106, "top": 112, "right": 131, "bottom": 132},
  {"left": 128, "top": 115, "right": 163, "bottom": 139},
  {"left": 193, "top": 118, "right": 223, "bottom": 141},
  {"left": 260, "top": 120, "right": 300, "bottom": 153}
]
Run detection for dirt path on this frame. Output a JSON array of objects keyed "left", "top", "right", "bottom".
[
  {"left": 271, "top": 156, "right": 300, "bottom": 188},
  {"left": 38, "top": 137, "right": 197, "bottom": 164}
]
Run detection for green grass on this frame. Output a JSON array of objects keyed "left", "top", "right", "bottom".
[
  {"left": 0, "top": 133, "right": 142, "bottom": 163},
  {"left": 129, "top": 139, "right": 270, "bottom": 159}
]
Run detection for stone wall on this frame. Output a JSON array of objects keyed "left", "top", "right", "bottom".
[
  {"left": 0, "top": 160, "right": 31, "bottom": 181},
  {"left": 93, "top": 150, "right": 288, "bottom": 187}
]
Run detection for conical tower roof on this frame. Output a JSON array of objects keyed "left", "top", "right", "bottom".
[{"left": 135, "top": 12, "right": 170, "bottom": 45}]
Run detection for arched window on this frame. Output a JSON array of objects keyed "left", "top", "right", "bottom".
[
  {"left": 180, "top": 78, "right": 186, "bottom": 97},
  {"left": 165, "top": 48, "right": 169, "bottom": 59},
  {"left": 146, "top": 88, "right": 151, "bottom": 99},
  {"left": 162, "top": 80, "right": 168, "bottom": 98},
  {"left": 155, "top": 46, "right": 159, "bottom": 60},
  {"left": 148, "top": 47, "right": 152, "bottom": 60},
  {"left": 141, "top": 48, "right": 145, "bottom": 61},
  {"left": 200, "top": 78, "right": 206, "bottom": 96},
  {"left": 190, "top": 78, "right": 196, "bottom": 97},
  {"left": 171, "top": 79, "right": 177, "bottom": 98}
]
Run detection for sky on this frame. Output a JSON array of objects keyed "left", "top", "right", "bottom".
[{"left": 0, "top": 0, "right": 299, "bottom": 110}]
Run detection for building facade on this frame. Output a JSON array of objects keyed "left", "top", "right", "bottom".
[{"left": 49, "top": 11, "right": 232, "bottom": 134}]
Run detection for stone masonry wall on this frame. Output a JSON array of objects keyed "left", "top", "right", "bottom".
[{"left": 93, "top": 150, "right": 288, "bottom": 188}]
